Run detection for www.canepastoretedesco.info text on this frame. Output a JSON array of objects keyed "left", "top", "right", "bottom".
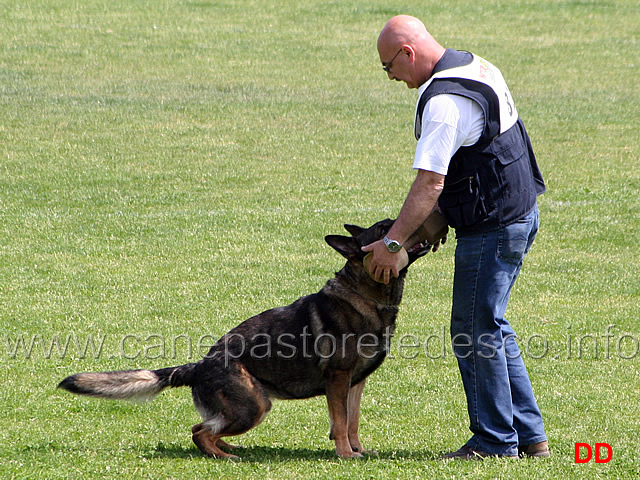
[{"left": 2, "top": 325, "right": 638, "bottom": 362}]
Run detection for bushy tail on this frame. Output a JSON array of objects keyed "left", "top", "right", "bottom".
[{"left": 57, "top": 364, "right": 197, "bottom": 402}]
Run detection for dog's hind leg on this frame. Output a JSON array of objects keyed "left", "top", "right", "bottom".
[
  {"left": 191, "top": 364, "right": 272, "bottom": 460},
  {"left": 216, "top": 438, "right": 240, "bottom": 450},
  {"left": 192, "top": 422, "right": 241, "bottom": 460}
]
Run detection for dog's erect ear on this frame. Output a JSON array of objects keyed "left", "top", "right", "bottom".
[
  {"left": 325, "top": 235, "right": 361, "bottom": 260},
  {"left": 343, "top": 224, "right": 366, "bottom": 237}
]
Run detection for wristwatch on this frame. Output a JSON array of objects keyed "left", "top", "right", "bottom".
[{"left": 383, "top": 235, "right": 403, "bottom": 253}]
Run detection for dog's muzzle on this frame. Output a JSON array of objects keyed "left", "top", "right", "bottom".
[{"left": 406, "top": 241, "right": 433, "bottom": 260}]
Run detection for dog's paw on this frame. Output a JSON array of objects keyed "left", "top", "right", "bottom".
[
  {"left": 351, "top": 445, "right": 378, "bottom": 456},
  {"left": 337, "top": 450, "right": 364, "bottom": 459}
]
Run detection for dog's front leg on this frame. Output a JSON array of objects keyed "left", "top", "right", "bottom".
[
  {"left": 326, "top": 370, "right": 361, "bottom": 458},
  {"left": 347, "top": 380, "right": 378, "bottom": 455},
  {"left": 347, "top": 380, "right": 365, "bottom": 454}
]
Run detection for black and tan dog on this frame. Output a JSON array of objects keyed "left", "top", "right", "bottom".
[{"left": 58, "top": 219, "right": 435, "bottom": 460}]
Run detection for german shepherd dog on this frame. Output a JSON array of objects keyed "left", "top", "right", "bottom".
[{"left": 58, "top": 219, "right": 432, "bottom": 459}]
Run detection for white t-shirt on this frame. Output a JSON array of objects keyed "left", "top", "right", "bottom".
[{"left": 412, "top": 93, "right": 485, "bottom": 175}]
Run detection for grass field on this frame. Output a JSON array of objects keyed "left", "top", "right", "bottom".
[{"left": 1, "top": 0, "right": 639, "bottom": 478}]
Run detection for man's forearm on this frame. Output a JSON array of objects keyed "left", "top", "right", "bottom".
[{"left": 387, "top": 169, "right": 445, "bottom": 244}]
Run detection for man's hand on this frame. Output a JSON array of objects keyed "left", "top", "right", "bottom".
[{"left": 361, "top": 240, "right": 409, "bottom": 284}]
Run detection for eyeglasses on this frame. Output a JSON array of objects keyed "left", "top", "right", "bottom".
[{"left": 382, "top": 48, "right": 404, "bottom": 73}]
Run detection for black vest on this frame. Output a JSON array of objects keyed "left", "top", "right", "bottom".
[{"left": 416, "top": 50, "right": 545, "bottom": 236}]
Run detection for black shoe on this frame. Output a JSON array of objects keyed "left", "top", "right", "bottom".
[{"left": 442, "top": 445, "right": 519, "bottom": 461}]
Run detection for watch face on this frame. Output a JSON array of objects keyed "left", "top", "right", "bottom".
[{"left": 384, "top": 236, "right": 402, "bottom": 253}]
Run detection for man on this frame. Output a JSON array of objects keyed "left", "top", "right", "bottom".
[{"left": 362, "top": 15, "right": 549, "bottom": 459}]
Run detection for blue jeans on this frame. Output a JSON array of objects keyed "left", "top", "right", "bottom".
[{"left": 451, "top": 205, "right": 547, "bottom": 456}]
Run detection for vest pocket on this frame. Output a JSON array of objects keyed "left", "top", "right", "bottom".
[
  {"left": 493, "top": 135, "right": 529, "bottom": 203},
  {"left": 438, "top": 174, "right": 488, "bottom": 229}
]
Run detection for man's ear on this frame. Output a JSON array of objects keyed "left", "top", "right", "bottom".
[
  {"left": 402, "top": 44, "right": 416, "bottom": 63},
  {"left": 343, "top": 224, "right": 365, "bottom": 237},
  {"left": 325, "top": 235, "right": 361, "bottom": 260}
]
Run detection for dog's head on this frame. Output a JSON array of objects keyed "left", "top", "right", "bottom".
[{"left": 325, "top": 218, "right": 432, "bottom": 272}]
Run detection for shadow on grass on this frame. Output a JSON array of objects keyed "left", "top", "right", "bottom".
[{"left": 145, "top": 442, "right": 439, "bottom": 462}]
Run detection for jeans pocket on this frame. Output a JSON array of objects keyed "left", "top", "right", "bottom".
[{"left": 497, "top": 214, "right": 536, "bottom": 264}]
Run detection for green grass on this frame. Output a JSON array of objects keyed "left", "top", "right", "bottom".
[{"left": 1, "top": 0, "right": 639, "bottom": 478}]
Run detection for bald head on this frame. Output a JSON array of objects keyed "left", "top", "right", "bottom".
[
  {"left": 377, "top": 15, "right": 445, "bottom": 88},
  {"left": 378, "top": 15, "right": 429, "bottom": 50}
]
